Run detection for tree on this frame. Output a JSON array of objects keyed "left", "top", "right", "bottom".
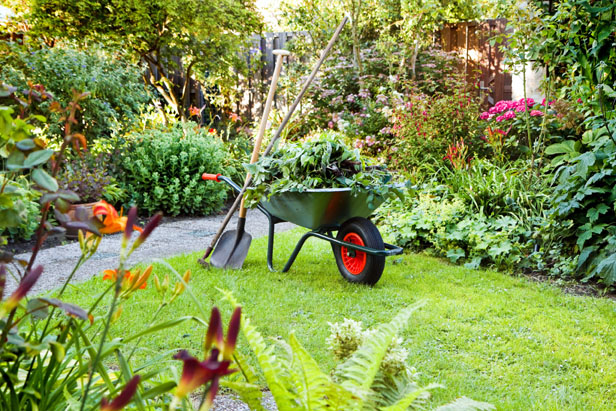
[{"left": 29, "top": 0, "right": 263, "bottom": 120}]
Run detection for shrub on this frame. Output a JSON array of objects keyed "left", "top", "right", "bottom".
[
  {"left": 57, "top": 151, "right": 126, "bottom": 204},
  {"left": 0, "top": 175, "right": 41, "bottom": 242},
  {"left": 117, "top": 123, "right": 234, "bottom": 216},
  {"left": 377, "top": 160, "right": 551, "bottom": 271},
  {"left": 388, "top": 77, "right": 484, "bottom": 172},
  {"left": 545, "top": 119, "right": 616, "bottom": 286},
  {"left": 0, "top": 43, "right": 151, "bottom": 140}
]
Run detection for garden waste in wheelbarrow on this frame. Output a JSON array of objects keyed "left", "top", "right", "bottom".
[{"left": 202, "top": 173, "right": 402, "bottom": 285}]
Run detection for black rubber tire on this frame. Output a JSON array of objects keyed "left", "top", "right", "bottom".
[{"left": 333, "top": 217, "right": 385, "bottom": 285}]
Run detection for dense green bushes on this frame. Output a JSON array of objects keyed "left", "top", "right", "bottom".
[
  {"left": 0, "top": 43, "right": 151, "bottom": 140},
  {"left": 116, "top": 123, "right": 235, "bottom": 216},
  {"left": 377, "top": 161, "right": 550, "bottom": 271}
]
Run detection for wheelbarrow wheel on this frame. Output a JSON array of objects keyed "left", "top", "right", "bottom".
[{"left": 333, "top": 217, "right": 385, "bottom": 285}]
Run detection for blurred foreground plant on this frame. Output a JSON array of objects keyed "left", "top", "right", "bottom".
[{"left": 0, "top": 84, "right": 237, "bottom": 410}]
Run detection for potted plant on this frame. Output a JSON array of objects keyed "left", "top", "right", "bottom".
[{"left": 57, "top": 151, "right": 126, "bottom": 237}]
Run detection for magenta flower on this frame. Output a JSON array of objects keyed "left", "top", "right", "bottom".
[
  {"left": 479, "top": 112, "right": 490, "bottom": 120},
  {"left": 495, "top": 115, "right": 505, "bottom": 122},
  {"left": 503, "top": 110, "right": 516, "bottom": 120},
  {"left": 530, "top": 110, "right": 544, "bottom": 116}
]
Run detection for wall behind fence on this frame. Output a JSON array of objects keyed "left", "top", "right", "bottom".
[{"left": 439, "top": 19, "right": 512, "bottom": 106}]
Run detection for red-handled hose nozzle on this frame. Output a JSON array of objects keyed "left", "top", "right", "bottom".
[{"left": 202, "top": 173, "right": 222, "bottom": 182}]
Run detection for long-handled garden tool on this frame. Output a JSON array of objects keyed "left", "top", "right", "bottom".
[
  {"left": 199, "top": 16, "right": 349, "bottom": 268},
  {"left": 207, "top": 49, "right": 290, "bottom": 269}
]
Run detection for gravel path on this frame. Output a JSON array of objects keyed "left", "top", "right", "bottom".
[{"left": 6, "top": 209, "right": 294, "bottom": 295}]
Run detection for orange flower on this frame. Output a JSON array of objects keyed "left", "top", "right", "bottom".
[
  {"left": 102, "top": 265, "right": 153, "bottom": 295},
  {"left": 189, "top": 106, "right": 201, "bottom": 117},
  {"left": 93, "top": 200, "right": 142, "bottom": 235}
]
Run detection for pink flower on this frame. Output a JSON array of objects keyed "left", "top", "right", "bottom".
[
  {"left": 479, "top": 112, "right": 491, "bottom": 120},
  {"left": 577, "top": 98, "right": 582, "bottom": 104},
  {"left": 530, "top": 110, "right": 544, "bottom": 116},
  {"left": 495, "top": 115, "right": 506, "bottom": 122},
  {"left": 366, "top": 135, "right": 376, "bottom": 146},
  {"left": 503, "top": 110, "right": 516, "bottom": 120},
  {"left": 353, "top": 139, "right": 364, "bottom": 149},
  {"left": 328, "top": 121, "right": 334, "bottom": 129}
]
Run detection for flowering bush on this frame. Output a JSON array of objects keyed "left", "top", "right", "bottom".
[
  {"left": 478, "top": 98, "right": 584, "bottom": 162},
  {"left": 388, "top": 76, "right": 484, "bottom": 172}
]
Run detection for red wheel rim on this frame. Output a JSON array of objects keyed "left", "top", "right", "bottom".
[{"left": 341, "top": 232, "right": 366, "bottom": 275}]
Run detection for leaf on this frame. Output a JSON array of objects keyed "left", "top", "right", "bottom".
[
  {"left": 32, "top": 168, "right": 59, "bottom": 192},
  {"left": 16, "top": 139, "right": 36, "bottom": 151},
  {"left": 26, "top": 298, "right": 49, "bottom": 320},
  {"left": 0, "top": 209, "right": 20, "bottom": 228},
  {"left": 592, "top": 251, "right": 616, "bottom": 285},
  {"left": 586, "top": 203, "right": 609, "bottom": 223},
  {"left": 48, "top": 341, "right": 66, "bottom": 362},
  {"left": 446, "top": 248, "right": 465, "bottom": 262},
  {"left": 24, "top": 149, "right": 54, "bottom": 168},
  {"left": 38, "top": 298, "right": 93, "bottom": 323},
  {"left": 545, "top": 140, "right": 578, "bottom": 156}
]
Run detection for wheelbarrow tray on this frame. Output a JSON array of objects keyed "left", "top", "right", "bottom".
[{"left": 261, "top": 188, "right": 384, "bottom": 230}]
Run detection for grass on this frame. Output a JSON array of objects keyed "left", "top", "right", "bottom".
[{"left": 58, "top": 228, "right": 616, "bottom": 410}]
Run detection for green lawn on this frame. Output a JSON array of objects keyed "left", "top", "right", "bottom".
[{"left": 59, "top": 229, "right": 616, "bottom": 410}]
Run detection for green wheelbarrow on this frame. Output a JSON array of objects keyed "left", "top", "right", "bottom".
[{"left": 202, "top": 173, "right": 403, "bottom": 285}]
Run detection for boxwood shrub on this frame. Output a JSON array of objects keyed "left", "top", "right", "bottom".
[{"left": 116, "top": 123, "right": 234, "bottom": 216}]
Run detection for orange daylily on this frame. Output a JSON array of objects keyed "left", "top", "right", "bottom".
[
  {"left": 102, "top": 265, "right": 153, "bottom": 294},
  {"left": 93, "top": 200, "right": 143, "bottom": 235}
]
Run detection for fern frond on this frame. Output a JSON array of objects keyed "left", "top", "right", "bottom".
[
  {"left": 335, "top": 301, "right": 426, "bottom": 405},
  {"left": 232, "top": 351, "right": 260, "bottom": 385},
  {"left": 288, "top": 333, "right": 355, "bottom": 410},
  {"left": 371, "top": 370, "right": 433, "bottom": 409},
  {"left": 220, "top": 380, "right": 267, "bottom": 411},
  {"left": 433, "top": 396, "right": 495, "bottom": 411},
  {"left": 240, "top": 314, "right": 300, "bottom": 410},
  {"left": 380, "top": 383, "right": 440, "bottom": 411}
]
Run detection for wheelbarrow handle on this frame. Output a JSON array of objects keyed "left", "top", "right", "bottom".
[{"left": 202, "top": 173, "right": 222, "bottom": 182}]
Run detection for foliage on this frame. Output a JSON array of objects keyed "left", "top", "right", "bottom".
[
  {"left": 116, "top": 122, "right": 233, "bottom": 216},
  {"left": 546, "top": 119, "right": 616, "bottom": 286},
  {"left": 59, "top": 229, "right": 616, "bottom": 410},
  {"left": 29, "top": 0, "right": 263, "bottom": 119},
  {"left": 0, "top": 175, "right": 41, "bottom": 241},
  {"left": 530, "top": 0, "right": 616, "bottom": 119},
  {"left": 389, "top": 76, "right": 484, "bottom": 172},
  {"left": 0, "top": 43, "right": 151, "bottom": 140},
  {"left": 57, "top": 151, "right": 126, "bottom": 204},
  {"left": 243, "top": 131, "right": 401, "bottom": 208},
  {"left": 377, "top": 160, "right": 550, "bottom": 271},
  {"left": 221, "top": 291, "right": 493, "bottom": 411}
]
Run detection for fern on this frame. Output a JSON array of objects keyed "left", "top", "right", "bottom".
[
  {"left": 219, "top": 292, "right": 493, "bottom": 411},
  {"left": 221, "top": 291, "right": 300, "bottom": 410},
  {"left": 288, "top": 333, "right": 354, "bottom": 410},
  {"left": 335, "top": 301, "right": 426, "bottom": 406}
]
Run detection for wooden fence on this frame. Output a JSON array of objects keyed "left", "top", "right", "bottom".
[
  {"left": 236, "top": 31, "right": 307, "bottom": 122},
  {"left": 439, "top": 19, "right": 512, "bottom": 106}
]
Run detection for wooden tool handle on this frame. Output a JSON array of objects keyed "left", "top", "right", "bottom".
[{"left": 239, "top": 50, "right": 288, "bottom": 218}]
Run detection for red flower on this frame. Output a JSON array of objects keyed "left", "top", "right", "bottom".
[
  {"left": 101, "top": 375, "right": 140, "bottom": 411},
  {"left": 173, "top": 306, "right": 241, "bottom": 400}
]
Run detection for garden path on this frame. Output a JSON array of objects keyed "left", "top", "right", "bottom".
[{"left": 7, "top": 209, "right": 295, "bottom": 296}]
